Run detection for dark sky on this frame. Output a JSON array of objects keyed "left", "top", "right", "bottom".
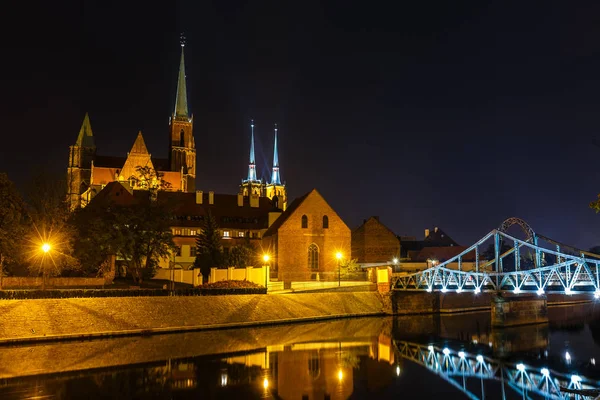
[{"left": 3, "top": 0, "right": 600, "bottom": 249}]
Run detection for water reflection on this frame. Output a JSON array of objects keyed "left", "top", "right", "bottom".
[{"left": 2, "top": 306, "right": 600, "bottom": 399}]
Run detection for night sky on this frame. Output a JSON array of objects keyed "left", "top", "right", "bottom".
[{"left": 3, "top": 1, "right": 600, "bottom": 249}]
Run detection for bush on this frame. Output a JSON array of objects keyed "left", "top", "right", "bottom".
[
  {"left": 202, "top": 280, "right": 262, "bottom": 289},
  {"left": 0, "top": 286, "right": 266, "bottom": 300}
]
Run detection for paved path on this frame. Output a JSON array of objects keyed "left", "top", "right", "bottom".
[{"left": 0, "top": 292, "right": 384, "bottom": 343}]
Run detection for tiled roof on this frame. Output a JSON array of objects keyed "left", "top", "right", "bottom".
[
  {"left": 409, "top": 246, "right": 477, "bottom": 262},
  {"left": 424, "top": 228, "right": 460, "bottom": 246}
]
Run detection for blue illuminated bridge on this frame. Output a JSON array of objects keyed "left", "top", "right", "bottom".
[
  {"left": 392, "top": 218, "right": 600, "bottom": 297},
  {"left": 395, "top": 340, "right": 600, "bottom": 399}
]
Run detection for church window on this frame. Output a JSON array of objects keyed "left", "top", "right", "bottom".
[
  {"left": 308, "top": 244, "right": 319, "bottom": 270},
  {"left": 323, "top": 215, "right": 329, "bottom": 229},
  {"left": 302, "top": 215, "right": 308, "bottom": 229}
]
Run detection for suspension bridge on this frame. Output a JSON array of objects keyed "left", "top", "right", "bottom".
[
  {"left": 392, "top": 218, "right": 600, "bottom": 296},
  {"left": 395, "top": 340, "right": 600, "bottom": 400}
]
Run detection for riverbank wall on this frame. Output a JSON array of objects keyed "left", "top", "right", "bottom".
[{"left": 0, "top": 292, "right": 386, "bottom": 344}]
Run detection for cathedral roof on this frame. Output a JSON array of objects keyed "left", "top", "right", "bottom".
[{"left": 174, "top": 45, "right": 189, "bottom": 118}]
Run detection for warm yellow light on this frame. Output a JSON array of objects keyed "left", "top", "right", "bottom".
[
  {"left": 393, "top": 258, "right": 398, "bottom": 264},
  {"left": 336, "top": 252, "right": 342, "bottom": 260},
  {"left": 263, "top": 254, "right": 270, "bottom": 262},
  {"left": 337, "top": 369, "right": 343, "bottom": 381},
  {"left": 263, "top": 377, "right": 269, "bottom": 389},
  {"left": 41, "top": 243, "right": 51, "bottom": 253}
]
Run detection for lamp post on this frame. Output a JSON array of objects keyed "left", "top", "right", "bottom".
[
  {"left": 41, "top": 243, "right": 51, "bottom": 290},
  {"left": 336, "top": 252, "right": 343, "bottom": 287},
  {"left": 263, "top": 254, "right": 270, "bottom": 289},
  {"left": 393, "top": 257, "right": 399, "bottom": 273}
]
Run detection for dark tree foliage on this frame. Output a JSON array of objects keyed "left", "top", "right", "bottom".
[
  {"left": 226, "top": 236, "right": 256, "bottom": 268},
  {"left": 0, "top": 173, "right": 27, "bottom": 285},
  {"left": 72, "top": 193, "right": 175, "bottom": 283},
  {"left": 194, "top": 210, "right": 224, "bottom": 280}
]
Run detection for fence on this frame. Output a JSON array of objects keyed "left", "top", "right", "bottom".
[
  {"left": 153, "top": 269, "right": 199, "bottom": 286},
  {"left": 152, "top": 266, "right": 268, "bottom": 287}
]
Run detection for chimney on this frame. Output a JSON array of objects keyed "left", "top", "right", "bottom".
[
  {"left": 424, "top": 229, "right": 430, "bottom": 238},
  {"left": 237, "top": 193, "right": 243, "bottom": 207},
  {"left": 250, "top": 194, "right": 259, "bottom": 208},
  {"left": 434, "top": 227, "right": 438, "bottom": 233},
  {"left": 208, "top": 191, "right": 214, "bottom": 205},
  {"left": 195, "top": 190, "right": 203, "bottom": 204}
]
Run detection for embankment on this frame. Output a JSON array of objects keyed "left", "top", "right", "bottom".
[{"left": 0, "top": 292, "right": 385, "bottom": 344}]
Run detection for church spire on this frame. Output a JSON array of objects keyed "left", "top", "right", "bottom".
[
  {"left": 174, "top": 34, "right": 189, "bottom": 118},
  {"left": 247, "top": 120, "right": 257, "bottom": 181},
  {"left": 271, "top": 123, "right": 281, "bottom": 185}
]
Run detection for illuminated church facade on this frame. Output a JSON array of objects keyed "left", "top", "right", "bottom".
[{"left": 67, "top": 41, "right": 286, "bottom": 210}]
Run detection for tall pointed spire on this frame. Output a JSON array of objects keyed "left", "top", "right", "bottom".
[
  {"left": 174, "top": 34, "right": 189, "bottom": 118},
  {"left": 247, "top": 120, "right": 257, "bottom": 181},
  {"left": 75, "top": 113, "right": 95, "bottom": 148},
  {"left": 271, "top": 123, "right": 281, "bottom": 185}
]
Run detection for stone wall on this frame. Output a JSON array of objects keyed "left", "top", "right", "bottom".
[
  {"left": 389, "top": 291, "right": 493, "bottom": 315},
  {"left": 1, "top": 277, "right": 107, "bottom": 289},
  {"left": 491, "top": 294, "right": 548, "bottom": 327}
]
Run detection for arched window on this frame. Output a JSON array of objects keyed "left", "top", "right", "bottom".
[
  {"left": 323, "top": 215, "right": 329, "bottom": 229},
  {"left": 301, "top": 215, "right": 308, "bottom": 229},
  {"left": 308, "top": 243, "right": 319, "bottom": 270}
]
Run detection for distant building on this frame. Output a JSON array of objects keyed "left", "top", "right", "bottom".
[
  {"left": 262, "top": 189, "right": 351, "bottom": 281},
  {"left": 351, "top": 216, "right": 400, "bottom": 264},
  {"left": 399, "top": 227, "right": 459, "bottom": 258}
]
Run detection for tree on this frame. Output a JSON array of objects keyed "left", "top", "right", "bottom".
[
  {"left": 0, "top": 173, "right": 28, "bottom": 288},
  {"left": 226, "top": 237, "right": 256, "bottom": 268},
  {"left": 72, "top": 192, "right": 176, "bottom": 284},
  {"left": 194, "top": 210, "right": 224, "bottom": 281}
]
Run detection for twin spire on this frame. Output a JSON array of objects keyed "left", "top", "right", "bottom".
[{"left": 246, "top": 121, "right": 282, "bottom": 185}]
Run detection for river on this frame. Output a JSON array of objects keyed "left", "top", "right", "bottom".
[{"left": 1, "top": 303, "right": 600, "bottom": 399}]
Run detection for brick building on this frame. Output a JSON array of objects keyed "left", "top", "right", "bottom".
[
  {"left": 262, "top": 189, "right": 351, "bottom": 281},
  {"left": 351, "top": 216, "right": 400, "bottom": 263}
]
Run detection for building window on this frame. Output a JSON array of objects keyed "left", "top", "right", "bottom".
[
  {"left": 252, "top": 232, "right": 258, "bottom": 238},
  {"left": 190, "top": 230, "right": 196, "bottom": 236},
  {"left": 175, "top": 246, "right": 181, "bottom": 256},
  {"left": 302, "top": 215, "right": 308, "bottom": 229},
  {"left": 308, "top": 243, "right": 319, "bottom": 270},
  {"left": 174, "top": 228, "right": 181, "bottom": 236},
  {"left": 190, "top": 246, "right": 196, "bottom": 257},
  {"left": 238, "top": 231, "right": 245, "bottom": 237},
  {"left": 323, "top": 215, "right": 329, "bottom": 229},
  {"left": 223, "top": 231, "right": 230, "bottom": 237}
]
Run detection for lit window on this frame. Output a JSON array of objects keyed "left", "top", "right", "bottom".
[
  {"left": 190, "top": 230, "right": 196, "bottom": 236},
  {"left": 223, "top": 231, "right": 230, "bottom": 237},
  {"left": 238, "top": 232, "right": 245, "bottom": 237},
  {"left": 174, "top": 229, "right": 181, "bottom": 236}
]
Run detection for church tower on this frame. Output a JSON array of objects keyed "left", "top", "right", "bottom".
[
  {"left": 67, "top": 113, "right": 96, "bottom": 210},
  {"left": 169, "top": 35, "right": 196, "bottom": 192},
  {"left": 265, "top": 124, "right": 287, "bottom": 210},
  {"left": 240, "top": 120, "right": 264, "bottom": 196}
]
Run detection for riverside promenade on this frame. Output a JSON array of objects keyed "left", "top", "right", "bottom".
[{"left": 0, "top": 292, "right": 385, "bottom": 344}]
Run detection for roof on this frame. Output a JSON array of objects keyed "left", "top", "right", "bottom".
[
  {"left": 262, "top": 190, "right": 311, "bottom": 237},
  {"left": 353, "top": 216, "right": 397, "bottom": 237},
  {"left": 159, "top": 191, "right": 279, "bottom": 230},
  {"left": 424, "top": 227, "right": 460, "bottom": 246},
  {"left": 409, "top": 246, "right": 477, "bottom": 262},
  {"left": 91, "top": 166, "right": 119, "bottom": 185}
]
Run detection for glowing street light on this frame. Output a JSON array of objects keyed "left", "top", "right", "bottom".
[
  {"left": 337, "top": 369, "right": 343, "bottom": 381},
  {"left": 263, "top": 254, "right": 270, "bottom": 263},
  {"left": 336, "top": 252, "right": 343, "bottom": 287},
  {"left": 41, "top": 243, "right": 51, "bottom": 253},
  {"left": 262, "top": 254, "right": 270, "bottom": 288}
]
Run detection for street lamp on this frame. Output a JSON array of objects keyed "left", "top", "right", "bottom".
[
  {"left": 392, "top": 257, "right": 399, "bottom": 272},
  {"left": 263, "top": 254, "right": 270, "bottom": 289},
  {"left": 40, "top": 243, "right": 52, "bottom": 290},
  {"left": 336, "top": 252, "right": 343, "bottom": 287}
]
